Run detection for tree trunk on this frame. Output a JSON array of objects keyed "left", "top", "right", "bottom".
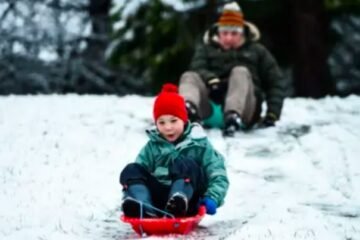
[
  {"left": 205, "top": 0, "right": 218, "bottom": 26},
  {"left": 288, "top": 0, "right": 331, "bottom": 97},
  {"left": 86, "top": 0, "right": 112, "bottom": 60}
]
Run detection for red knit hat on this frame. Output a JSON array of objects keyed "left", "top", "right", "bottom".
[
  {"left": 217, "top": 2, "right": 244, "bottom": 32},
  {"left": 153, "top": 83, "right": 188, "bottom": 123}
]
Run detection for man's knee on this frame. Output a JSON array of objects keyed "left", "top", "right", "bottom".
[
  {"left": 230, "top": 66, "right": 251, "bottom": 77},
  {"left": 180, "top": 71, "right": 202, "bottom": 85}
]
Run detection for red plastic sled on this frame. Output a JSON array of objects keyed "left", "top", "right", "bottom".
[{"left": 121, "top": 206, "right": 206, "bottom": 236}]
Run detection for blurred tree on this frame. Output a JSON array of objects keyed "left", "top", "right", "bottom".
[
  {"left": 1, "top": 0, "right": 359, "bottom": 95},
  {"left": 109, "top": 0, "right": 262, "bottom": 93},
  {"left": 108, "top": 0, "right": 292, "bottom": 94},
  {"left": 0, "top": 0, "right": 137, "bottom": 95},
  {"left": 325, "top": 0, "right": 360, "bottom": 9},
  {"left": 109, "top": 0, "right": 195, "bottom": 93},
  {"left": 326, "top": 0, "right": 360, "bottom": 96},
  {"left": 110, "top": 0, "right": 360, "bottom": 97},
  {"left": 86, "top": 0, "right": 112, "bottom": 60},
  {"left": 285, "top": 0, "right": 331, "bottom": 97}
]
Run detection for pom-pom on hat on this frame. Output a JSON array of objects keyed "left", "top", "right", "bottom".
[
  {"left": 217, "top": 2, "right": 244, "bottom": 32},
  {"left": 153, "top": 83, "right": 188, "bottom": 123}
]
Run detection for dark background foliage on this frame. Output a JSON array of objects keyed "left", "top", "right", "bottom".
[{"left": 0, "top": 0, "right": 359, "bottom": 97}]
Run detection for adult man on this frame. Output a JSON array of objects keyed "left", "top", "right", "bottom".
[{"left": 179, "top": 2, "right": 286, "bottom": 136}]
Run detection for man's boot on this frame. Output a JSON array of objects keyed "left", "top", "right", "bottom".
[
  {"left": 185, "top": 101, "right": 201, "bottom": 123},
  {"left": 223, "top": 111, "right": 243, "bottom": 137},
  {"left": 122, "top": 184, "right": 157, "bottom": 218}
]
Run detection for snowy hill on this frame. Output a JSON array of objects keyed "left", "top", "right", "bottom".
[{"left": 0, "top": 95, "right": 360, "bottom": 240}]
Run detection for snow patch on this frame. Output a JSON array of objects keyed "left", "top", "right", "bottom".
[{"left": 0, "top": 95, "right": 360, "bottom": 239}]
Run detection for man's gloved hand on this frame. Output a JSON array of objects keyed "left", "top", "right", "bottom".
[
  {"left": 201, "top": 197, "right": 217, "bottom": 215},
  {"left": 207, "top": 78, "right": 221, "bottom": 91},
  {"left": 259, "top": 112, "right": 277, "bottom": 128},
  {"left": 207, "top": 78, "right": 223, "bottom": 104}
]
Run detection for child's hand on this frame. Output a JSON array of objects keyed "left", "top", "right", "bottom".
[{"left": 201, "top": 197, "right": 217, "bottom": 215}]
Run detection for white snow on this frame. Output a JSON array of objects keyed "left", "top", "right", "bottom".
[{"left": 0, "top": 95, "right": 360, "bottom": 239}]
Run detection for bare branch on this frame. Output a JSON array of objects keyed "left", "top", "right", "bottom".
[
  {"left": 0, "top": 1, "right": 16, "bottom": 24},
  {"left": 46, "top": 0, "right": 88, "bottom": 12}
]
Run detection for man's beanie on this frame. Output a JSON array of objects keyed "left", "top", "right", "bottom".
[
  {"left": 217, "top": 2, "right": 244, "bottom": 32},
  {"left": 153, "top": 83, "right": 188, "bottom": 123}
]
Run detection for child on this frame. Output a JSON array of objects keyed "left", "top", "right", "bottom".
[{"left": 119, "top": 83, "right": 229, "bottom": 218}]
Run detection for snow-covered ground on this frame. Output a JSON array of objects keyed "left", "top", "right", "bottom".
[{"left": 0, "top": 95, "right": 360, "bottom": 240}]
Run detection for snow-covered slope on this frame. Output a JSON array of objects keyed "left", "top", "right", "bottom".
[{"left": 0, "top": 95, "right": 359, "bottom": 240}]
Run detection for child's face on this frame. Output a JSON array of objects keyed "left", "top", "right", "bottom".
[{"left": 156, "top": 115, "right": 185, "bottom": 142}]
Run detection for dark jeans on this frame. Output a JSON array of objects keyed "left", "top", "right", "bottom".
[{"left": 119, "top": 156, "right": 205, "bottom": 216}]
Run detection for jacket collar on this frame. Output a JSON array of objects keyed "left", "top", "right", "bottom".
[{"left": 146, "top": 122, "right": 206, "bottom": 148}]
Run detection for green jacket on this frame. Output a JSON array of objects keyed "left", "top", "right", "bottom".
[
  {"left": 135, "top": 123, "right": 229, "bottom": 207},
  {"left": 190, "top": 22, "right": 286, "bottom": 118}
]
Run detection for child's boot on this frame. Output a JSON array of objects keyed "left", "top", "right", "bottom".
[
  {"left": 122, "top": 184, "right": 157, "bottom": 218},
  {"left": 165, "top": 179, "right": 194, "bottom": 217}
]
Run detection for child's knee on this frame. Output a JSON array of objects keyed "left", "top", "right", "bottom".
[
  {"left": 172, "top": 156, "right": 198, "bottom": 169},
  {"left": 123, "top": 163, "right": 144, "bottom": 173},
  {"left": 169, "top": 156, "right": 202, "bottom": 179},
  {"left": 120, "top": 163, "right": 147, "bottom": 184}
]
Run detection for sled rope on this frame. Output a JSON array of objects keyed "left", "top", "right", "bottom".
[{"left": 126, "top": 198, "right": 177, "bottom": 237}]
